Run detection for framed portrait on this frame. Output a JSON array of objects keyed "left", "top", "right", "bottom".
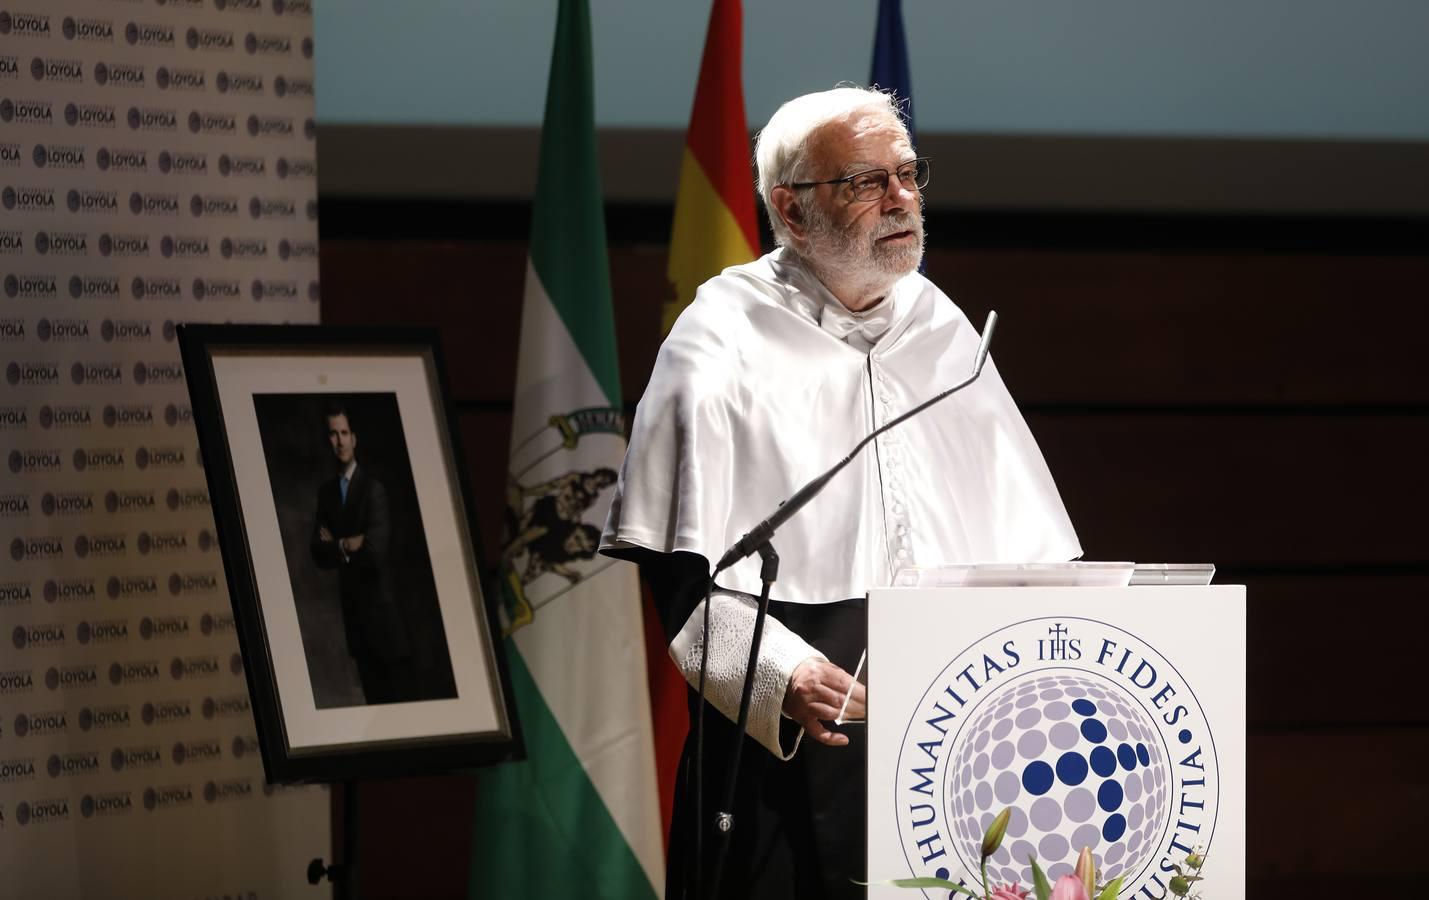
[{"left": 178, "top": 324, "right": 518, "bottom": 783}]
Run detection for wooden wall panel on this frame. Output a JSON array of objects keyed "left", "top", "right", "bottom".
[
  {"left": 320, "top": 230, "right": 1428, "bottom": 899},
  {"left": 1235, "top": 573, "right": 1424, "bottom": 728},
  {"left": 318, "top": 240, "right": 668, "bottom": 407},
  {"left": 1029, "top": 412, "right": 1429, "bottom": 566},
  {"left": 1248, "top": 729, "right": 1429, "bottom": 876},
  {"left": 455, "top": 410, "right": 514, "bottom": 562},
  {"left": 322, "top": 240, "right": 1429, "bottom": 409},
  {"left": 352, "top": 775, "right": 476, "bottom": 900},
  {"left": 319, "top": 240, "right": 526, "bottom": 403},
  {"left": 930, "top": 249, "right": 1429, "bottom": 407}
]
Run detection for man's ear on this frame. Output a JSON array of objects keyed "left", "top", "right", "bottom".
[{"left": 770, "top": 185, "right": 808, "bottom": 242}]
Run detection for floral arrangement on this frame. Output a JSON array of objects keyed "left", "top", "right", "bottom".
[{"left": 878, "top": 807, "right": 1208, "bottom": 900}]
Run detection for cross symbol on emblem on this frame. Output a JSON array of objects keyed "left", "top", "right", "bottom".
[{"left": 1039, "top": 622, "right": 1074, "bottom": 661}]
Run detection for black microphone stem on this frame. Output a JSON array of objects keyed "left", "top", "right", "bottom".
[{"left": 706, "top": 543, "right": 777, "bottom": 900}]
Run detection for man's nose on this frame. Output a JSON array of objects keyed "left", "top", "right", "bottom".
[{"left": 881, "top": 179, "right": 915, "bottom": 212}]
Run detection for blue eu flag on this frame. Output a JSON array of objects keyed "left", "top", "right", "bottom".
[
  {"left": 870, "top": 0, "right": 922, "bottom": 271},
  {"left": 870, "top": 0, "right": 917, "bottom": 147}
]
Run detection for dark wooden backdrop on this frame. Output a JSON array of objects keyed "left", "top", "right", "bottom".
[{"left": 317, "top": 201, "right": 1428, "bottom": 898}]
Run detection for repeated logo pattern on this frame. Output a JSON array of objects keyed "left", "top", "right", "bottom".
[{"left": 0, "top": 1, "right": 325, "bottom": 895}]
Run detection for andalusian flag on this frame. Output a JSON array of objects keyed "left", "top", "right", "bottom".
[
  {"left": 662, "top": 0, "right": 761, "bottom": 332},
  {"left": 468, "top": 1, "right": 662, "bottom": 896}
]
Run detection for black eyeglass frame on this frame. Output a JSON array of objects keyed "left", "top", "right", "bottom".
[{"left": 787, "top": 156, "right": 931, "bottom": 202}]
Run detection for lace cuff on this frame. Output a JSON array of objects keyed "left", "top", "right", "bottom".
[{"left": 668, "top": 588, "right": 824, "bottom": 759}]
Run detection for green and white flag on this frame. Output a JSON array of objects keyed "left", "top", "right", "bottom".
[{"left": 468, "top": 1, "right": 662, "bottom": 897}]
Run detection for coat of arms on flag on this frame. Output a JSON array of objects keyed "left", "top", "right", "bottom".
[{"left": 499, "top": 406, "right": 626, "bottom": 634}]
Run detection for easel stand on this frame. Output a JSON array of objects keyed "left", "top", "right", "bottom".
[{"left": 307, "top": 779, "right": 359, "bottom": 900}]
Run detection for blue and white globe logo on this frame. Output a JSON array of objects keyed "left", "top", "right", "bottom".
[
  {"left": 894, "top": 618, "right": 1220, "bottom": 898},
  {"left": 949, "top": 673, "right": 1167, "bottom": 884}
]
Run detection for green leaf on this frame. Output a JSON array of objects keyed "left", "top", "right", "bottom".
[
  {"left": 1029, "top": 856, "right": 1052, "bottom": 900},
  {"left": 857, "top": 876, "right": 980, "bottom": 896},
  {"left": 1095, "top": 875, "right": 1124, "bottom": 900}
]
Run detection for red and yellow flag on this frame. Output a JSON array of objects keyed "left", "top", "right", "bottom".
[
  {"left": 645, "top": 0, "right": 761, "bottom": 850},
  {"left": 662, "top": 0, "right": 761, "bottom": 333}
]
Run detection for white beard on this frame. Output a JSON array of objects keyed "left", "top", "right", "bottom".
[{"left": 798, "top": 203, "right": 925, "bottom": 306}]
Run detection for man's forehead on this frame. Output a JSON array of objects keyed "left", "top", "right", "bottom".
[{"left": 811, "top": 111, "right": 913, "bottom": 174}]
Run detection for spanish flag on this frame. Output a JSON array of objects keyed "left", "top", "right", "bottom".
[
  {"left": 662, "top": 0, "right": 761, "bottom": 333},
  {"left": 645, "top": 0, "right": 761, "bottom": 852}
]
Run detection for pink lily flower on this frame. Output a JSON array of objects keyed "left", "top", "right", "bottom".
[{"left": 1049, "top": 873, "right": 1091, "bottom": 900}]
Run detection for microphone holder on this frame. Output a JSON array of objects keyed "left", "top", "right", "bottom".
[{"left": 707, "top": 542, "right": 778, "bottom": 900}]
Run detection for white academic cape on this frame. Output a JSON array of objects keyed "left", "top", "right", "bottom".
[{"left": 601, "top": 248, "right": 1081, "bottom": 754}]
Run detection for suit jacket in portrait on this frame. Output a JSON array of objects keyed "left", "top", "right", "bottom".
[{"left": 311, "top": 464, "right": 412, "bottom": 663}]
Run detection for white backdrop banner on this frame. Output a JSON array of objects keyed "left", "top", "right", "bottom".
[{"left": 0, "top": 1, "right": 327, "bottom": 897}]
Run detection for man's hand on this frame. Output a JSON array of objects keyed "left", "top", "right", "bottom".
[
  {"left": 340, "top": 533, "right": 365, "bottom": 553},
  {"left": 318, "top": 526, "right": 334, "bottom": 543},
  {"left": 782, "top": 658, "right": 865, "bottom": 747}
]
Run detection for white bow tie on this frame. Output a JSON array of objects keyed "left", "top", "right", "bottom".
[{"left": 819, "top": 298, "right": 895, "bottom": 350}]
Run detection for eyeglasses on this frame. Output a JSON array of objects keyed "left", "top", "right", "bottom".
[{"left": 789, "top": 157, "right": 931, "bottom": 202}]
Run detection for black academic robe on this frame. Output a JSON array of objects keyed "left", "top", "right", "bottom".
[{"left": 631, "top": 548, "right": 869, "bottom": 900}]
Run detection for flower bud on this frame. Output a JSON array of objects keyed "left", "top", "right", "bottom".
[
  {"left": 1169, "top": 875, "right": 1191, "bottom": 896},
  {"left": 1185, "top": 852, "right": 1204, "bottom": 869},
  {"left": 1048, "top": 874, "right": 1091, "bottom": 900},
  {"left": 1074, "top": 847, "right": 1095, "bottom": 898},
  {"left": 981, "top": 808, "right": 1012, "bottom": 859}
]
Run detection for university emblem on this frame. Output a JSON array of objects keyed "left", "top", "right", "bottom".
[{"left": 894, "top": 617, "right": 1223, "bottom": 898}]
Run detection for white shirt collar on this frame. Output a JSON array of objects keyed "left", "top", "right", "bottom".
[{"left": 769, "top": 247, "right": 902, "bottom": 353}]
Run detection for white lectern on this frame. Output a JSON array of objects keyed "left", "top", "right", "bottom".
[{"left": 864, "top": 581, "right": 1245, "bottom": 899}]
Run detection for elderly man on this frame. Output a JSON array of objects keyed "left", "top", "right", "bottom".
[{"left": 602, "top": 87, "right": 1079, "bottom": 899}]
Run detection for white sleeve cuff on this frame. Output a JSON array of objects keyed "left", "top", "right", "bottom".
[{"left": 668, "top": 587, "right": 824, "bottom": 759}]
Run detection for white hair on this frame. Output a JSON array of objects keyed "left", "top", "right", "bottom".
[{"left": 754, "top": 86, "right": 909, "bottom": 246}]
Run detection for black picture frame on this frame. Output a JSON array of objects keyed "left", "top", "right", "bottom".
[{"left": 178, "top": 324, "right": 520, "bottom": 783}]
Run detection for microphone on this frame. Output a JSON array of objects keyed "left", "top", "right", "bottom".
[
  {"left": 973, "top": 309, "right": 998, "bottom": 376},
  {"left": 713, "top": 309, "right": 999, "bottom": 574}
]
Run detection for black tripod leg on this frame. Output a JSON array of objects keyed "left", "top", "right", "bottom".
[{"left": 708, "top": 543, "right": 779, "bottom": 900}]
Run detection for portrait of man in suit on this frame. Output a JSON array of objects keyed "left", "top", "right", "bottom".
[
  {"left": 254, "top": 392, "right": 459, "bottom": 710},
  {"left": 310, "top": 403, "right": 419, "bottom": 705}
]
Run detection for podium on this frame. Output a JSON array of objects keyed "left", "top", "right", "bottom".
[{"left": 863, "top": 581, "right": 1245, "bottom": 898}]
